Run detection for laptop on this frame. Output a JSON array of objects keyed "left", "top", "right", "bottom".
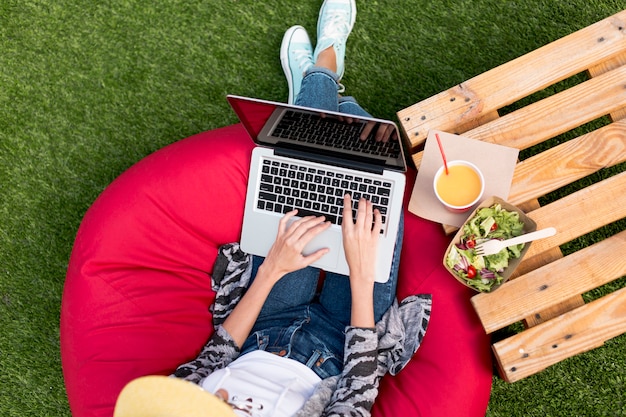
[{"left": 227, "top": 95, "right": 407, "bottom": 283}]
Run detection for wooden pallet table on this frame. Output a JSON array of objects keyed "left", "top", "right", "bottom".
[{"left": 398, "top": 10, "right": 626, "bottom": 382}]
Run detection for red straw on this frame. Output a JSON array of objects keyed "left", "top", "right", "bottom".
[{"left": 435, "top": 133, "right": 449, "bottom": 175}]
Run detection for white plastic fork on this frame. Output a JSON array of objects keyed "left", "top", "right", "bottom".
[{"left": 474, "top": 227, "right": 557, "bottom": 256}]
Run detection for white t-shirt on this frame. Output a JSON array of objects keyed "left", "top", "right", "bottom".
[{"left": 201, "top": 350, "right": 322, "bottom": 417}]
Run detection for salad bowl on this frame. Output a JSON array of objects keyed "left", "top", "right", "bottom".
[{"left": 443, "top": 196, "right": 537, "bottom": 292}]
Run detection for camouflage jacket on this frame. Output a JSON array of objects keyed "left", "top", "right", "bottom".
[{"left": 173, "top": 243, "right": 431, "bottom": 417}]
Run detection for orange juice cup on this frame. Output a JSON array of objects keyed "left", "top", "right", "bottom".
[{"left": 433, "top": 160, "right": 485, "bottom": 213}]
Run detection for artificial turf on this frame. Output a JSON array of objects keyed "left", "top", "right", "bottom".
[{"left": 1, "top": 0, "right": 624, "bottom": 415}]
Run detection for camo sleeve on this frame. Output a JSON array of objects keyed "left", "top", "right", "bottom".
[
  {"left": 171, "top": 325, "right": 240, "bottom": 384},
  {"left": 322, "top": 327, "right": 379, "bottom": 417},
  {"left": 171, "top": 243, "right": 250, "bottom": 384}
]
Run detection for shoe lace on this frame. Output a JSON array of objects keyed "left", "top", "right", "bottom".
[
  {"left": 319, "top": 10, "right": 351, "bottom": 45},
  {"left": 293, "top": 47, "right": 314, "bottom": 73}
]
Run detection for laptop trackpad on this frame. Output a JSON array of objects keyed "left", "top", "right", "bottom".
[
  {"left": 278, "top": 217, "right": 339, "bottom": 270},
  {"left": 302, "top": 228, "right": 341, "bottom": 269}
]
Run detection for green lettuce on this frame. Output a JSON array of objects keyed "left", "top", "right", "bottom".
[{"left": 446, "top": 203, "right": 526, "bottom": 292}]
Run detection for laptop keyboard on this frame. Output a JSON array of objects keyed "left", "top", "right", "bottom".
[
  {"left": 256, "top": 157, "right": 393, "bottom": 233},
  {"left": 271, "top": 110, "right": 401, "bottom": 158}
]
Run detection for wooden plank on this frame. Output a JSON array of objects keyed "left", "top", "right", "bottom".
[
  {"left": 493, "top": 286, "right": 626, "bottom": 382},
  {"left": 442, "top": 110, "right": 501, "bottom": 140},
  {"left": 508, "top": 121, "right": 626, "bottom": 206},
  {"left": 411, "top": 94, "right": 626, "bottom": 171},
  {"left": 471, "top": 230, "right": 626, "bottom": 334},
  {"left": 523, "top": 292, "right": 585, "bottom": 329},
  {"left": 489, "top": 174, "right": 626, "bottom": 327},
  {"left": 511, "top": 241, "right": 576, "bottom": 328},
  {"left": 509, "top": 173, "right": 623, "bottom": 325},
  {"left": 398, "top": 10, "right": 626, "bottom": 149},
  {"left": 457, "top": 65, "right": 626, "bottom": 149},
  {"left": 509, "top": 199, "right": 564, "bottom": 280},
  {"left": 511, "top": 171, "right": 626, "bottom": 278},
  {"left": 588, "top": 50, "right": 626, "bottom": 121},
  {"left": 523, "top": 172, "right": 626, "bottom": 259}
]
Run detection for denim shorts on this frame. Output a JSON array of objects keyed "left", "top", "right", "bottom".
[{"left": 239, "top": 305, "right": 345, "bottom": 380}]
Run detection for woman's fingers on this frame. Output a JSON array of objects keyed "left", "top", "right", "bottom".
[
  {"left": 372, "top": 206, "right": 382, "bottom": 235},
  {"left": 282, "top": 212, "right": 328, "bottom": 243},
  {"left": 343, "top": 194, "right": 382, "bottom": 234},
  {"left": 277, "top": 209, "right": 299, "bottom": 234},
  {"left": 378, "top": 124, "right": 397, "bottom": 142},
  {"left": 264, "top": 212, "right": 331, "bottom": 278},
  {"left": 360, "top": 121, "right": 375, "bottom": 141},
  {"left": 341, "top": 195, "right": 380, "bottom": 285},
  {"left": 278, "top": 211, "right": 331, "bottom": 257}
]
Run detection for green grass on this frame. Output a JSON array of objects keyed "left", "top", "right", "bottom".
[{"left": 1, "top": 0, "right": 624, "bottom": 416}]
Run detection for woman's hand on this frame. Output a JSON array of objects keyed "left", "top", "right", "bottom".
[
  {"left": 360, "top": 121, "right": 397, "bottom": 142},
  {"left": 341, "top": 195, "right": 381, "bottom": 328},
  {"left": 341, "top": 195, "right": 381, "bottom": 285},
  {"left": 259, "top": 210, "right": 331, "bottom": 283},
  {"left": 223, "top": 211, "right": 330, "bottom": 348}
]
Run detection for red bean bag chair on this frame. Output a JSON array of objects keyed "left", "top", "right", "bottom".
[{"left": 60, "top": 123, "right": 492, "bottom": 417}]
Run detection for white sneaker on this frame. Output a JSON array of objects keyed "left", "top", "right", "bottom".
[
  {"left": 280, "top": 25, "right": 314, "bottom": 104},
  {"left": 312, "top": 0, "right": 357, "bottom": 80}
]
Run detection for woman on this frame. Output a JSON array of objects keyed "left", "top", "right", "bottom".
[{"left": 114, "top": 1, "right": 430, "bottom": 416}]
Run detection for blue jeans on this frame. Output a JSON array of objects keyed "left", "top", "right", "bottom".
[
  {"left": 240, "top": 216, "right": 404, "bottom": 379},
  {"left": 239, "top": 68, "right": 401, "bottom": 379},
  {"left": 295, "top": 66, "right": 370, "bottom": 117}
]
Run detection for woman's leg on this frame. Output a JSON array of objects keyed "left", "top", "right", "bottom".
[
  {"left": 295, "top": 32, "right": 371, "bottom": 116},
  {"left": 248, "top": 255, "right": 320, "bottom": 322},
  {"left": 294, "top": 66, "right": 341, "bottom": 112},
  {"left": 295, "top": 66, "right": 370, "bottom": 117},
  {"left": 338, "top": 96, "right": 371, "bottom": 117},
  {"left": 238, "top": 256, "right": 320, "bottom": 357}
]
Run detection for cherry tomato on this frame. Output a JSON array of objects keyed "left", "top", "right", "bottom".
[
  {"left": 466, "top": 239, "right": 476, "bottom": 249},
  {"left": 467, "top": 265, "right": 477, "bottom": 279},
  {"left": 490, "top": 223, "right": 498, "bottom": 232}
]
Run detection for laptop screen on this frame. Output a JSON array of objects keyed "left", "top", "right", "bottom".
[{"left": 227, "top": 95, "right": 407, "bottom": 172}]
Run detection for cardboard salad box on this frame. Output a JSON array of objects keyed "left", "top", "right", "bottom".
[{"left": 443, "top": 196, "right": 537, "bottom": 292}]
